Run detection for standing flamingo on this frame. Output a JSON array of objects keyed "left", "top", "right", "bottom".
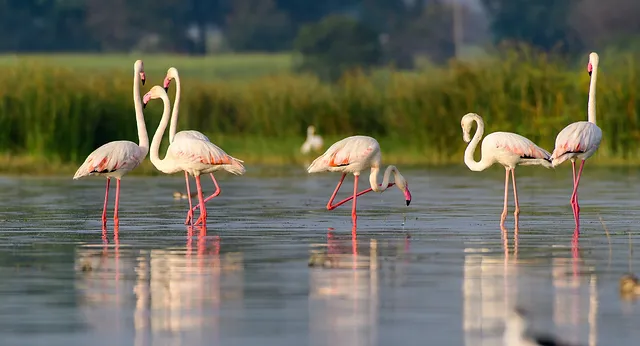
[
  {"left": 461, "top": 113, "right": 552, "bottom": 229},
  {"left": 163, "top": 67, "right": 232, "bottom": 224},
  {"left": 143, "top": 86, "right": 245, "bottom": 228},
  {"left": 73, "top": 60, "right": 147, "bottom": 229},
  {"left": 301, "top": 125, "right": 323, "bottom": 154},
  {"left": 307, "top": 135, "right": 412, "bottom": 227},
  {"left": 551, "top": 52, "right": 602, "bottom": 233}
]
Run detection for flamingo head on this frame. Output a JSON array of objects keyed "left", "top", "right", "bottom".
[
  {"left": 135, "top": 60, "right": 146, "bottom": 85},
  {"left": 461, "top": 113, "right": 478, "bottom": 143},
  {"left": 142, "top": 85, "right": 166, "bottom": 109},
  {"left": 588, "top": 52, "right": 599, "bottom": 77},
  {"left": 164, "top": 67, "right": 179, "bottom": 92},
  {"left": 394, "top": 172, "right": 412, "bottom": 206}
]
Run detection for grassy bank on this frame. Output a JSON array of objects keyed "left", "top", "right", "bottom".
[{"left": 0, "top": 49, "right": 639, "bottom": 175}]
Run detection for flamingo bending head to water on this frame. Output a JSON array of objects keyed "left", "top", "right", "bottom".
[
  {"left": 73, "top": 60, "right": 147, "bottom": 229},
  {"left": 163, "top": 67, "right": 241, "bottom": 225},
  {"left": 307, "top": 135, "right": 411, "bottom": 227},
  {"left": 144, "top": 85, "right": 245, "bottom": 228},
  {"left": 551, "top": 52, "right": 602, "bottom": 233},
  {"left": 461, "top": 113, "right": 552, "bottom": 229}
]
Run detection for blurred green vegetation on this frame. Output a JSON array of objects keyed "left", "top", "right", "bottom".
[{"left": 0, "top": 49, "right": 639, "bottom": 175}]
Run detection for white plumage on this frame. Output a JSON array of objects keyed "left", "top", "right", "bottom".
[
  {"left": 301, "top": 125, "right": 323, "bottom": 154},
  {"left": 550, "top": 121, "right": 602, "bottom": 166},
  {"left": 308, "top": 135, "right": 380, "bottom": 174},
  {"left": 73, "top": 140, "right": 146, "bottom": 180}
]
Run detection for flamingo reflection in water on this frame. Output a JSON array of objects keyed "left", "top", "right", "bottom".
[{"left": 74, "top": 228, "right": 244, "bottom": 344}]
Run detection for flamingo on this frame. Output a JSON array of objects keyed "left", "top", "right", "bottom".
[
  {"left": 551, "top": 52, "right": 602, "bottom": 233},
  {"left": 460, "top": 113, "right": 552, "bottom": 229},
  {"left": 163, "top": 67, "right": 234, "bottom": 225},
  {"left": 73, "top": 60, "right": 147, "bottom": 229},
  {"left": 301, "top": 125, "right": 323, "bottom": 154},
  {"left": 143, "top": 85, "right": 245, "bottom": 228},
  {"left": 307, "top": 135, "right": 412, "bottom": 227}
]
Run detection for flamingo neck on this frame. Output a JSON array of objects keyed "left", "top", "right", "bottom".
[
  {"left": 588, "top": 63, "right": 598, "bottom": 124},
  {"left": 168, "top": 74, "right": 181, "bottom": 143},
  {"left": 133, "top": 65, "right": 149, "bottom": 157},
  {"left": 464, "top": 115, "right": 493, "bottom": 172},
  {"left": 369, "top": 166, "right": 395, "bottom": 192},
  {"left": 150, "top": 93, "right": 178, "bottom": 174}
]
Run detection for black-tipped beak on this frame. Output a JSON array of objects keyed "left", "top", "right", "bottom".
[
  {"left": 143, "top": 102, "right": 147, "bottom": 109},
  {"left": 588, "top": 71, "right": 592, "bottom": 77},
  {"left": 164, "top": 87, "right": 169, "bottom": 93},
  {"left": 406, "top": 199, "right": 411, "bottom": 206},
  {"left": 142, "top": 78, "right": 146, "bottom": 86}
]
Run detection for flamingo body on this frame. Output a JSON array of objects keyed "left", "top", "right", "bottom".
[
  {"left": 174, "top": 130, "right": 210, "bottom": 143},
  {"left": 166, "top": 137, "right": 245, "bottom": 177},
  {"left": 479, "top": 131, "right": 552, "bottom": 169},
  {"left": 73, "top": 140, "right": 146, "bottom": 180},
  {"left": 308, "top": 135, "right": 380, "bottom": 175},
  {"left": 550, "top": 121, "right": 602, "bottom": 166}
]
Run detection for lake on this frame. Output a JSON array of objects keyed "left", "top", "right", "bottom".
[{"left": 0, "top": 165, "right": 639, "bottom": 346}]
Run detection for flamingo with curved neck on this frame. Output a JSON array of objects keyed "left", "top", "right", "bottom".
[
  {"left": 461, "top": 112, "right": 552, "bottom": 229},
  {"left": 145, "top": 85, "right": 245, "bottom": 228},
  {"left": 73, "top": 59, "right": 148, "bottom": 229},
  {"left": 307, "top": 135, "right": 411, "bottom": 228},
  {"left": 550, "top": 52, "right": 603, "bottom": 234},
  {"left": 163, "top": 67, "right": 244, "bottom": 225}
]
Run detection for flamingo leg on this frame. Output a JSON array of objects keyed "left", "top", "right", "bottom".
[
  {"left": 184, "top": 172, "right": 195, "bottom": 225},
  {"left": 101, "top": 178, "right": 110, "bottom": 229},
  {"left": 570, "top": 160, "right": 578, "bottom": 221},
  {"left": 511, "top": 169, "right": 520, "bottom": 230},
  {"left": 113, "top": 179, "right": 121, "bottom": 227},
  {"left": 500, "top": 168, "right": 510, "bottom": 227},
  {"left": 352, "top": 175, "right": 359, "bottom": 226},
  {"left": 190, "top": 174, "right": 222, "bottom": 224},
  {"left": 571, "top": 160, "right": 586, "bottom": 232},
  {"left": 194, "top": 175, "right": 207, "bottom": 228}
]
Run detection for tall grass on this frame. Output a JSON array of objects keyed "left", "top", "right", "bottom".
[{"left": 0, "top": 49, "right": 639, "bottom": 170}]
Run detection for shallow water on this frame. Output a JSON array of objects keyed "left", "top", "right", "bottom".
[{"left": 1, "top": 166, "right": 640, "bottom": 346}]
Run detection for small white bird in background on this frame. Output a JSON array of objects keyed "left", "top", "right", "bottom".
[
  {"left": 503, "top": 307, "right": 582, "bottom": 346},
  {"left": 301, "top": 125, "right": 323, "bottom": 154}
]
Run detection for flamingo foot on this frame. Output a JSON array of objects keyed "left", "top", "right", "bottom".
[{"left": 184, "top": 210, "right": 194, "bottom": 225}]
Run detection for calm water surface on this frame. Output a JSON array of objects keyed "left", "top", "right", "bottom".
[{"left": 1, "top": 166, "right": 640, "bottom": 346}]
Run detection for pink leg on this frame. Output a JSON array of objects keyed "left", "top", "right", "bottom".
[
  {"left": 570, "top": 160, "right": 578, "bottom": 220},
  {"left": 500, "top": 169, "right": 509, "bottom": 227},
  {"left": 189, "top": 173, "right": 222, "bottom": 220},
  {"left": 352, "top": 175, "right": 359, "bottom": 226},
  {"left": 114, "top": 179, "right": 121, "bottom": 227},
  {"left": 102, "top": 178, "right": 110, "bottom": 229},
  {"left": 327, "top": 173, "right": 394, "bottom": 210},
  {"left": 194, "top": 175, "right": 207, "bottom": 228},
  {"left": 511, "top": 169, "right": 520, "bottom": 231},
  {"left": 571, "top": 160, "right": 586, "bottom": 232},
  {"left": 184, "top": 172, "right": 195, "bottom": 225}
]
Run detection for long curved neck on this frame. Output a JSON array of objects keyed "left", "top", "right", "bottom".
[
  {"left": 168, "top": 75, "right": 181, "bottom": 143},
  {"left": 133, "top": 67, "right": 149, "bottom": 156},
  {"left": 464, "top": 117, "right": 493, "bottom": 172},
  {"left": 588, "top": 65, "right": 598, "bottom": 124},
  {"left": 150, "top": 94, "right": 177, "bottom": 174},
  {"left": 369, "top": 165, "right": 396, "bottom": 192}
]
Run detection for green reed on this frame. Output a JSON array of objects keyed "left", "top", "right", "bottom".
[{"left": 0, "top": 49, "right": 638, "bottom": 171}]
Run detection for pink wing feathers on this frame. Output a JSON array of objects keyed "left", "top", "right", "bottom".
[
  {"left": 73, "top": 140, "right": 144, "bottom": 179},
  {"left": 307, "top": 136, "right": 379, "bottom": 173},
  {"left": 489, "top": 132, "right": 551, "bottom": 161},
  {"left": 168, "top": 137, "right": 245, "bottom": 175},
  {"left": 551, "top": 121, "right": 602, "bottom": 165}
]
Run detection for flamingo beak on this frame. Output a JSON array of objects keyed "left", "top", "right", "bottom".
[
  {"left": 140, "top": 72, "right": 146, "bottom": 85},
  {"left": 587, "top": 63, "right": 593, "bottom": 77},
  {"left": 404, "top": 188, "right": 412, "bottom": 206}
]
